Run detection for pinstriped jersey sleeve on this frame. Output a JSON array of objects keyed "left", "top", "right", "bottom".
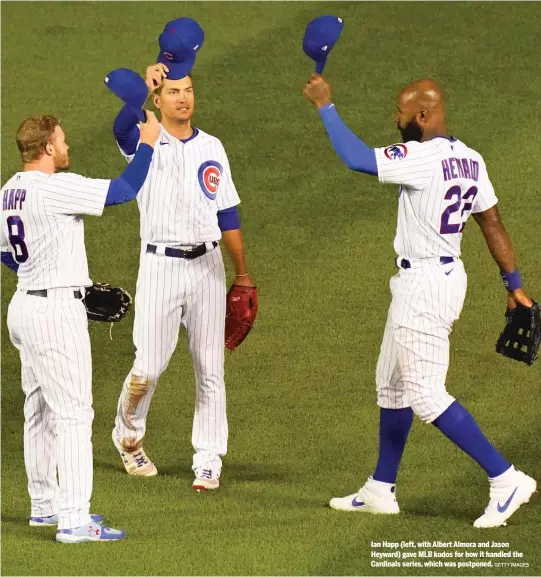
[
  {"left": 375, "top": 141, "right": 438, "bottom": 189},
  {"left": 40, "top": 173, "right": 110, "bottom": 216},
  {"left": 216, "top": 143, "right": 241, "bottom": 211},
  {"left": 472, "top": 160, "right": 498, "bottom": 213},
  {"left": 0, "top": 220, "right": 8, "bottom": 252}
]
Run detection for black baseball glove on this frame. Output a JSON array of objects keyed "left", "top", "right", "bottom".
[
  {"left": 84, "top": 283, "right": 133, "bottom": 323},
  {"left": 495, "top": 302, "right": 540, "bottom": 365}
]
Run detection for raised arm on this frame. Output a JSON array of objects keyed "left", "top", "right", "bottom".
[
  {"left": 303, "top": 74, "right": 378, "bottom": 176},
  {"left": 43, "top": 111, "right": 161, "bottom": 215},
  {"left": 106, "top": 111, "right": 161, "bottom": 206},
  {"left": 113, "top": 64, "right": 169, "bottom": 156},
  {"left": 317, "top": 104, "right": 378, "bottom": 175}
]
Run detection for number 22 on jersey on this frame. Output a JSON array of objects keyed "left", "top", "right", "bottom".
[{"left": 440, "top": 185, "right": 478, "bottom": 234}]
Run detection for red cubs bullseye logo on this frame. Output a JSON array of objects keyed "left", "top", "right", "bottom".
[
  {"left": 163, "top": 52, "right": 174, "bottom": 61},
  {"left": 204, "top": 166, "right": 221, "bottom": 193},
  {"left": 198, "top": 160, "right": 223, "bottom": 200}
]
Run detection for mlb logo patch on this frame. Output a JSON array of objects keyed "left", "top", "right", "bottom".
[
  {"left": 384, "top": 144, "right": 408, "bottom": 160},
  {"left": 198, "top": 160, "right": 223, "bottom": 200}
]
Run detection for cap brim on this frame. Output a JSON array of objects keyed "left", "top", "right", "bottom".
[
  {"left": 315, "top": 59, "right": 326, "bottom": 74},
  {"left": 157, "top": 52, "right": 196, "bottom": 80}
]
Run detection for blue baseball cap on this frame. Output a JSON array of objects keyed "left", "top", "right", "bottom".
[
  {"left": 104, "top": 68, "right": 148, "bottom": 121},
  {"left": 303, "top": 15, "right": 344, "bottom": 74},
  {"left": 157, "top": 17, "right": 204, "bottom": 80}
]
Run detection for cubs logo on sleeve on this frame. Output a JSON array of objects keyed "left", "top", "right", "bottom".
[
  {"left": 197, "top": 160, "right": 223, "bottom": 200},
  {"left": 384, "top": 144, "right": 408, "bottom": 160}
]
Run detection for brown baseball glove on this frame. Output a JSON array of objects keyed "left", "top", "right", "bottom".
[{"left": 225, "top": 284, "right": 258, "bottom": 350}]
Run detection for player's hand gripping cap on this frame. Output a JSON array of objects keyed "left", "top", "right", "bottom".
[
  {"left": 104, "top": 68, "right": 148, "bottom": 121},
  {"left": 157, "top": 17, "right": 204, "bottom": 80},
  {"left": 225, "top": 285, "right": 258, "bottom": 351},
  {"left": 496, "top": 302, "right": 540, "bottom": 365},
  {"left": 303, "top": 15, "right": 344, "bottom": 74}
]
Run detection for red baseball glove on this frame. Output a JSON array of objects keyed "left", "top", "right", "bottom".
[{"left": 225, "top": 284, "right": 258, "bottom": 351}]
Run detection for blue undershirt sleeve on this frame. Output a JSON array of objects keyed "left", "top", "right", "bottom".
[
  {"left": 318, "top": 103, "right": 378, "bottom": 176},
  {"left": 105, "top": 143, "right": 154, "bottom": 206},
  {"left": 217, "top": 206, "right": 241, "bottom": 231},
  {"left": 113, "top": 104, "right": 141, "bottom": 156},
  {"left": 1, "top": 251, "right": 19, "bottom": 272}
]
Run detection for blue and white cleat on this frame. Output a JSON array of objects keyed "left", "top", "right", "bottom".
[
  {"left": 329, "top": 476, "right": 400, "bottom": 514},
  {"left": 112, "top": 430, "right": 157, "bottom": 477},
  {"left": 30, "top": 514, "right": 103, "bottom": 527},
  {"left": 193, "top": 468, "right": 220, "bottom": 491},
  {"left": 56, "top": 520, "right": 126, "bottom": 543},
  {"left": 474, "top": 468, "right": 537, "bottom": 528}
]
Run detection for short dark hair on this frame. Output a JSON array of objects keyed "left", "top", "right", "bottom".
[
  {"left": 16, "top": 115, "right": 60, "bottom": 163},
  {"left": 154, "top": 73, "right": 193, "bottom": 96}
]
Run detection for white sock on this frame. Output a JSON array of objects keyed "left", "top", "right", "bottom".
[
  {"left": 489, "top": 465, "right": 516, "bottom": 485},
  {"left": 367, "top": 476, "right": 396, "bottom": 492}
]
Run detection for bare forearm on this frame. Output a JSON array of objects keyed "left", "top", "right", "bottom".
[
  {"left": 474, "top": 207, "right": 532, "bottom": 307},
  {"left": 474, "top": 206, "right": 517, "bottom": 273},
  {"left": 221, "top": 229, "right": 248, "bottom": 275},
  {"left": 479, "top": 221, "right": 516, "bottom": 273}
]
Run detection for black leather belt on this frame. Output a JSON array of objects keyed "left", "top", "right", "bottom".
[
  {"left": 398, "top": 256, "right": 454, "bottom": 269},
  {"left": 146, "top": 241, "right": 218, "bottom": 260},
  {"left": 27, "top": 289, "right": 82, "bottom": 298}
]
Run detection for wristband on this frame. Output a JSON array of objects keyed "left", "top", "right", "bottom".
[{"left": 500, "top": 269, "right": 522, "bottom": 291}]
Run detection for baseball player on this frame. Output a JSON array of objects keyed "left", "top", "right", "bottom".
[
  {"left": 2, "top": 111, "right": 161, "bottom": 542},
  {"left": 303, "top": 75, "right": 537, "bottom": 528},
  {"left": 110, "top": 56, "right": 254, "bottom": 490}
]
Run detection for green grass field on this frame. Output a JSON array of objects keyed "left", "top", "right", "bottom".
[{"left": 1, "top": 2, "right": 540, "bottom": 575}]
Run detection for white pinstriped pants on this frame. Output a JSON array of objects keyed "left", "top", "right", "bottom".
[
  {"left": 376, "top": 258, "right": 467, "bottom": 423},
  {"left": 7, "top": 289, "right": 93, "bottom": 530},
  {"left": 114, "top": 244, "right": 228, "bottom": 472}
]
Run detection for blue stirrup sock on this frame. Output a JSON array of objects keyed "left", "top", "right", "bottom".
[
  {"left": 433, "top": 401, "right": 511, "bottom": 478},
  {"left": 373, "top": 407, "right": 414, "bottom": 484}
]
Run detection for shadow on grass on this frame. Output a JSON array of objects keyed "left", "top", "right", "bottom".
[
  {"left": 1, "top": 516, "right": 58, "bottom": 543},
  {"left": 94, "top": 458, "right": 292, "bottom": 483}
]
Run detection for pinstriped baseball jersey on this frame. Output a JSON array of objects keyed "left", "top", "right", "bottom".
[
  {"left": 375, "top": 138, "right": 498, "bottom": 259},
  {"left": 119, "top": 126, "right": 240, "bottom": 245},
  {"left": 3, "top": 168, "right": 109, "bottom": 531},
  {"left": 1, "top": 171, "right": 109, "bottom": 290},
  {"left": 113, "top": 124, "right": 238, "bottom": 479},
  {"left": 372, "top": 136, "right": 499, "bottom": 421}
]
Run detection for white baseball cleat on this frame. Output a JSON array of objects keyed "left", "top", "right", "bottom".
[
  {"left": 112, "top": 431, "right": 157, "bottom": 477},
  {"left": 192, "top": 468, "right": 220, "bottom": 491},
  {"left": 56, "top": 520, "right": 126, "bottom": 543},
  {"left": 329, "top": 476, "right": 400, "bottom": 514},
  {"left": 474, "top": 468, "right": 537, "bottom": 528}
]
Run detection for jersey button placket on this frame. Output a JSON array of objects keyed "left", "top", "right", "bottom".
[{"left": 178, "top": 141, "right": 186, "bottom": 245}]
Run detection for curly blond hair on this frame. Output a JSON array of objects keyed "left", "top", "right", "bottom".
[{"left": 16, "top": 115, "right": 60, "bottom": 163}]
